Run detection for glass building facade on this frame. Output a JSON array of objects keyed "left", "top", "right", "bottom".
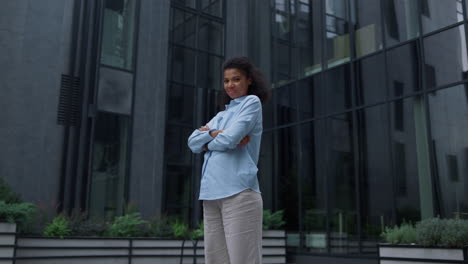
[{"left": 1, "top": 0, "right": 468, "bottom": 263}]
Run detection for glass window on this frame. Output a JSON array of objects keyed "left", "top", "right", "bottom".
[
  {"left": 294, "top": 0, "right": 323, "bottom": 76},
  {"left": 275, "top": 84, "right": 298, "bottom": 126},
  {"left": 89, "top": 113, "right": 130, "bottom": 219},
  {"left": 97, "top": 67, "right": 133, "bottom": 115},
  {"left": 165, "top": 125, "right": 193, "bottom": 166},
  {"left": 171, "top": 9, "right": 197, "bottom": 48},
  {"left": 297, "top": 75, "right": 325, "bottom": 120},
  {"left": 327, "top": 113, "right": 357, "bottom": 253},
  {"left": 428, "top": 85, "right": 468, "bottom": 218},
  {"left": 383, "top": 0, "right": 419, "bottom": 47},
  {"left": 355, "top": 0, "right": 383, "bottom": 57},
  {"left": 274, "top": 0, "right": 292, "bottom": 40},
  {"left": 390, "top": 96, "right": 429, "bottom": 221},
  {"left": 197, "top": 54, "right": 223, "bottom": 90},
  {"left": 101, "top": 0, "right": 136, "bottom": 70},
  {"left": 356, "top": 104, "right": 392, "bottom": 246},
  {"left": 172, "top": 0, "right": 196, "bottom": 9},
  {"left": 325, "top": 64, "right": 352, "bottom": 113},
  {"left": 421, "top": 0, "right": 464, "bottom": 34},
  {"left": 273, "top": 40, "right": 293, "bottom": 85},
  {"left": 201, "top": 0, "right": 223, "bottom": 17},
  {"left": 165, "top": 164, "right": 192, "bottom": 220},
  {"left": 258, "top": 132, "right": 275, "bottom": 209},
  {"left": 263, "top": 93, "right": 275, "bottom": 129},
  {"left": 300, "top": 120, "right": 328, "bottom": 253},
  {"left": 198, "top": 18, "right": 224, "bottom": 55},
  {"left": 171, "top": 46, "right": 197, "bottom": 85},
  {"left": 167, "top": 83, "right": 195, "bottom": 125},
  {"left": 386, "top": 41, "right": 421, "bottom": 97},
  {"left": 355, "top": 53, "right": 386, "bottom": 105},
  {"left": 277, "top": 126, "right": 300, "bottom": 246},
  {"left": 325, "top": 0, "right": 351, "bottom": 67},
  {"left": 423, "top": 25, "right": 467, "bottom": 89}
]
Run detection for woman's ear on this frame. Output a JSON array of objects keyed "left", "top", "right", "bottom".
[{"left": 248, "top": 78, "right": 253, "bottom": 86}]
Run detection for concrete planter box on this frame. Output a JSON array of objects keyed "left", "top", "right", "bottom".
[
  {"left": 10, "top": 230, "right": 286, "bottom": 264},
  {"left": 379, "top": 244, "right": 468, "bottom": 264},
  {"left": 0, "top": 223, "right": 16, "bottom": 264}
]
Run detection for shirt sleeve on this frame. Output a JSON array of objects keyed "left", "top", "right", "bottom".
[
  {"left": 207, "top": 96, "right": 261, "bottom": 152},
  {"left": 187, "top": 114, "right": 218, "bottom": 154}
]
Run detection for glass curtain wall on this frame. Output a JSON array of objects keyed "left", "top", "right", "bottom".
[
  {"left": 260, "top": 0, "right": 468, "bottom": 257},
  {"left": 89, "top": 0, "right": 138, "bottom": 219},
  {"left": 164, "top": 0, "right": 224, "bottom": 223}
]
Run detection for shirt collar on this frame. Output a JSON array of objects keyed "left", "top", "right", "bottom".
[{"left": 225, "top": 95, "right": 248, "bottom": 109}]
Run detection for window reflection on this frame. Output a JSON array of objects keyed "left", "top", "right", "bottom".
[
  {"left": 327, "top": 113, "right": 357, "bottom": 253},
  {"left": 428, "top": 85, "right": 468, "bottom": 218},
  {"left": 355, "top": 53, "right": 386, "bottom": 105},
  {"left": 357, "top": 105, "right": 392, "bottom": 246},
  {"left": 275, "top": 84, "right": 298, "bottom": 126},
  {"left": 386, "top": 42, "right": 421, "bottom": 97},
  {"left": 295, "top": 0, "right": 323, "bottom": 75},
  {"left": 383, "top": 0, "right": 419, "bottom": 46},
  {"left": 171, "top": 9, "right": 197, "bottom": 48},
  {"left": 325, "top": 64, "right": 352, "bottom": 113},
  {"left": 325, "top": 0, "right": 350, "bottom": 67},
  {"left": 300, "top": 120, "right": 328, "bottom": 253},
  {"left": 101, "top": 0, "right": 136, "bottom": 70},
  {"left": 201, "top": 0, "right": 223, "bottom": 17},
  {"left": 423, "top": 25, "right": 468, "bottom": 89},
  {"left": 89, "top": 113, "right": 130, "bottom": 219},
  {"left": 421, "top": 0, "right": 464, "bottom": 34},
  {"left": 277, "top": 126, "right": 300, "bottom": 246},
  {"left": 355, "top": 0, "right": 383, "bottom": 56},
  {"left": 297, "top": 75, "right": 325, "bottom": 120}
]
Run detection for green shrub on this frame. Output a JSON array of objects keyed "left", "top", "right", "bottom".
[
  {"left": 147, "top": 216, "right": 173, "bottom": 238},
  {"left": 0, "top": 177, "right": 22, "bottom": 204},
  {"left": 381, "top": 222, "right": 417, "bottom": 244},
  {"left": 190, "top": 221, "right": 204, "bottom": 240},
  {"left": 415, "top": 217, "right": 444, "bottom": 246},
  {"left": 171, "top": 220, "right": 189, "bottom": 239},
  {"left": 439, "top": 218, "right": 468, "bottom": 247},
  {"left": 107, "top": 212, "right": 147, "bottom": 237},
  {"left": 0, "top": 200, "right": 36, "bottom": 230},
  {"left": 263, "top": 209, "right": 286, "bottom": 230},
  {"left": 69, "top": 211, "right": 107, "bottom": 237},
  {"left": 43, "top": 215, "right": 72, "bottom": 238}
]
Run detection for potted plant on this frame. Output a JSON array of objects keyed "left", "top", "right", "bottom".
[
  {"left": 379, "top": 217, "right": 468, "bottom": 263},
  {"left": 262, "top": 209, "right": 287, "bottom": 264}
]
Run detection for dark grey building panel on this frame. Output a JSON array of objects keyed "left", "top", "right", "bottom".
[
  {"left": 0, "top": 0, "right": 75, "bottom": 204},
  {"left": 129, "top": 0, "right": 171, "bottom": 218}
]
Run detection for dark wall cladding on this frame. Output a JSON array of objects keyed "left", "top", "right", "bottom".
[
  {"left": 0, "top": 0, "right": 74, "bottom": 204},
  {"left": 262, "top": 0, "right": 468, "bottom": 259}
]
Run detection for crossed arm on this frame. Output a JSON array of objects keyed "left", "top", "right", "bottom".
[
  {"left": 198, "top": 126, "right": 250, "bottom": 152},
  {"left": 187, "top": 96, "right": 261, "bottom": 153}
]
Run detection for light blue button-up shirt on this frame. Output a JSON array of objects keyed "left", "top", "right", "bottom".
[{"left": 187, "top": 95, "right": 263, "bottom": 200}]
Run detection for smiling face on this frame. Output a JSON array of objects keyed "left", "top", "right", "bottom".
[{"left": 223, "top": 68, "right": 252, "bottom": 100}]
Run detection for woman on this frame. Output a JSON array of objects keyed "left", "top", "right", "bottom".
[{"left": 187, "top": 56, "right": 270, "bottom": 264}]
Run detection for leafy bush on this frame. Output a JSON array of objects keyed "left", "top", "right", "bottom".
[
  {"left": 171, "top": 220, "right": 189, "bottom": 239},
  {"left": 415, "top": 217, "right": 445, "bottom": 246},
  {"left": 438, "top": 218, "right": 468, "bottom": 247},
  {"left": 107, "top": 212, "right": 147, "bottom": 237},
  {"left": 381, "top": 222, "right": 417, "bottom": 244},
  {"left": 263, "top": 209, "right": 286, "bottom": 230},
  {"left": 0, "top": 177, "right": 22, "bottom": 204},
  {"left": 382, "top": 217, "right": 468, "bottom": 247},
  {"left": 68, "top": 211, "right": 108, "bottom": 237},
  {"left": 43, "top": 215, "right": 72, "bottom": 238},
  {"left": 148, "top": 215, "right": 173, "bottom": 238},
  {"left": 0, "top": 200, "right": 36, "bottom": 230},
  {"left": 190, "top": 221, "right": 204, "bottom": 240}
]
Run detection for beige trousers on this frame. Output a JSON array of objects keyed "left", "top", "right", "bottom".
[{"left": 203, "top": 189, "right": 263, "bottom": 264}]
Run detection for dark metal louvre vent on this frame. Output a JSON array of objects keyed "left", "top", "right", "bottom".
[{"left": 57, "top": 74, "right": 81, "bottom": 126}]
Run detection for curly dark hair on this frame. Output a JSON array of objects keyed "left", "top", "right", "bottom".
[{"left": 220, "top": 56, "right": 271, "bottom": 105}]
